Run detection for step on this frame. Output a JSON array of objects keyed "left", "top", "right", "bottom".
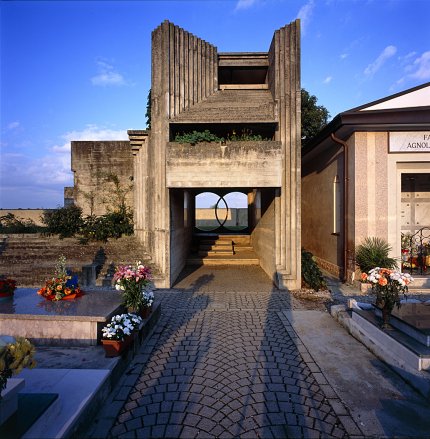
[
  {"left": 186, "top": 257, "right": 259, "bottom": 266},
  {"left": 198, "top": 250, "right": 234, "bottom": 257},
  {"left": 199, "top": 242, "right": 233, "bottom": 250}
]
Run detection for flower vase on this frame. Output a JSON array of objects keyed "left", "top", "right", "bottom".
[
  {"left": 101, "top": 335, "right": 132, "bottom": 357},
  {"left": 139, "top": 306, "right": 152, "bottom": 319},
  {"left": 381, "top": 304, "right": 393, "bottom": 329}
]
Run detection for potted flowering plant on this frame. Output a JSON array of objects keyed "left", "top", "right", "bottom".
[
  {"left": 100, "top": 313, "right": 142, "bottom": 357},
  {"left": 113, "top": 261, "right": 152, "bottom": 315},
  {"left": 0, "top": 276, "right": 17, "bottom": 300},
  {"left": 361, "top": 267, "right": 414, "bottom": 328},
  {"left": 37, "top": 255, "right": 84, "bottom": 301}
]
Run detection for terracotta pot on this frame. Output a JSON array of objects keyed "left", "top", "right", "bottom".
[{"left": 101, "top": 335, "right": 132, "bottom": 357}]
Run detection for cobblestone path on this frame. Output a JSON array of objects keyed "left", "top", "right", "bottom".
[{"left": 104, "top": 291, "right": 354, "bottom": 438}]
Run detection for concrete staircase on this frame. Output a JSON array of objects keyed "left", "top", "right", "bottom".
[
  {"left": 187, "top": 234, "right": 259, "bottom": 266},
  {"left": 0, "top": 234, "right": 153, "bottom": 288}
]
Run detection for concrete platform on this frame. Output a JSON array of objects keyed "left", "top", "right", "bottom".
[
  {"left": 281, "top": 309, "right": 430, "bottom": 438},
  {"left": 0, "top": 289, "right": 123, "bottom": 346}
]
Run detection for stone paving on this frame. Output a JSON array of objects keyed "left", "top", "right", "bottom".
[{"left": 87, "top": 285, "right": 362, "bottom": 438}]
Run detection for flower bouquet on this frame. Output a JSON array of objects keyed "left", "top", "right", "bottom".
[
  {"left": 0, "top": 276, "right": 17, "bottom": 299},
  {"left": 361, "top": 267, "right": 414, "bottom": 327},
  {"left": 37, "top": 256, "right": 84, "bottom": 301},
  {"left": 101, "top": 313, "right": 142, "bottom": 357},
  {"left": 113, "top": 261, "right": 152, "bottom": 314}
]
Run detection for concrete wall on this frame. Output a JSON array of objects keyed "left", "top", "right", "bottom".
[
  {"left": 0, "top": 209, "right": 51, "bottom": 227},
  {"left": 169, "top": 189, "right": 194, "bottom": 284},
  {"left": 251, "top": 189, "right": 277, "bottom": 282},
  {"left": 166, "top": 141, "right": 282, "bottom": 188},
  {"left": 71, "top": 141, "right": 133, "bottom": 216},
  {"left": 302, "top": 143, "right": 344, "bottom": 277}
]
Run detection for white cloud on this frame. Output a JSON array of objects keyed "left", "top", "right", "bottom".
[
  {"left": 410, "top": 51, "right": 430, "bottom": 80},
  {"left": 7, "top": 121, "right": 20, "bottom": 130},
  {"left": 0, "top": 125, "right": 129, "bottom": 208},
  {"left": 297, "top": 0, "right": 315, "bottom": 36},
  {"left": 323, "top": 76, "right": 333, "bottom": 84},
  {"left": 235, "top": 0, "right": 258, "bottom": 10},
  {"left": 91, "top": 59, "right": 128, "bottom": 87},
  {"left": 392, "top": 50, "right": 430, "bottom": 90},
  {"left": 364, "top": 45, "right": 397, "bottom": 77},
  {"left": 340, "top": 53, "right": 348, "bottom": 60}
]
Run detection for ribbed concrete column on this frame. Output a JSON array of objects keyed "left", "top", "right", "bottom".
[
  {"left": 144, "top": 20, "right": 219, "bottom": 286},
  {"left": 268, "top": 20, "right": 301, "bottom": 290}
]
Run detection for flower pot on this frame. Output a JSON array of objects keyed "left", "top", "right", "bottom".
[
  {"left": 101, "top": 335, "right": 133, "bottom": 357},
  {"left": 139, "top": 306, "right": 152, "bottom": 319}
]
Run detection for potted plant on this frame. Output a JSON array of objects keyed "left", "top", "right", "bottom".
[
  {"left": 361, "top": 267, "right": 413, "bottom": 328},
  {"left": 0, "top": 336, "right": 36, "bottom": 425},
  {"left": 0, "top": 276, "right": 17, "bottom": 300},
  {"left": 355, "top": 237, "right": 398, "bottom": 293},
  {"left": 37, "top": 255, "right": 84, "bottom": 301},
  {"left": 113, "top": 261, "right": 152, "bottom": 315},
  {"left": 100, "top": 313, "right": 142, "bottom": 357}
]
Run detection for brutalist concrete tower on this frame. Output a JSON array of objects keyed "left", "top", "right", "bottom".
[{"left": 129, "top": 20, "right": 301, "bottom": 289}]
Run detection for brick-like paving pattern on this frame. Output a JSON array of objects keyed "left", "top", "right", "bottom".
[{"left": 102, "top": 291, "right": 355, "bottom": 438}]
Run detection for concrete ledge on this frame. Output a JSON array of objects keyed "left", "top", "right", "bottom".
[{"left": 332, "top": 306, "right": 430, "bottom": 400}]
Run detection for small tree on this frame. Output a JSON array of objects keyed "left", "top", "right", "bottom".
[{"left": 301, "top": 88, "right": 330, "bottom": 147}]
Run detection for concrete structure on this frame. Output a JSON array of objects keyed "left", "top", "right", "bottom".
[
  {"left": 302, "top": 82, "right": 430, "bottom": 281},
  {"left": 129, "top": 20, "right": 301, "bottom": 288},
  {"left": 71, "top": 141, "right": 134, "bottom": 216}
]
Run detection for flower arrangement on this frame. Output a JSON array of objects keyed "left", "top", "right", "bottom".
[
  {"left": 37, "top": 255, "right": 83, "bottom": 301},
  {"left": 0, "top": 276, "right": 17, "bottom": 298},
  {"left": 113, "top": 261, "right": 152, "bottom": 312},
  {"left": 101, "top": 313, "right": 142, "bottom": 341},
  {"left": 361, "top": 267, "right": 414, "bottom": 312},
  {"left": 0, "top": 336, "right": 36, "bottom": 398}
]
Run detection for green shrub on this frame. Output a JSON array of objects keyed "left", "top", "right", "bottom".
[
  {"left": 80, "top": 209, "right": 133, "bottom": 243},
  {"left": 42, "top": 205, "right": 84, "bottom": 238},
  {"left": 301, "top": 249, "right": 327, "bottom": 291},
  {"left": 174, "top": 128, "right": 269, "bottom": 144},
  {"left": 0, "top": 213, "right": 45, "bottom": 234},
  {"left": 175, "top": 130, "right": 223, "bottom": 144},
  {"left": 355, "top": 237, "right": 398, "bottom": 274}
]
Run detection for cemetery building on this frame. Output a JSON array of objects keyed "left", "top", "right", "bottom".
[
  {"left": 70, "top": 20, "right": 302, "bottom": 289},
  {"left": 302, "top": 82, "right": 430, "bottom": 282}
]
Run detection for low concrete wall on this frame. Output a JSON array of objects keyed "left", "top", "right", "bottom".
[
  {"left": 0, "top": 209, "right": 51, "bottom": 226},
  {"left": 196, "top": 208, "right": 247, "bottom": 228},
  {"left": 166, "top": 141, "right": 282, "bottom": 188}
]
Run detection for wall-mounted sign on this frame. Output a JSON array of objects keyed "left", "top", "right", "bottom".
[{"left": 389, "top": 132, "right": 430, "bottom": 152}]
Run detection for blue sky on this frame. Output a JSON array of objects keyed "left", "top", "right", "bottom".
[{"left": 1, "top": 0, "right": 429, "bottom": 208}]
